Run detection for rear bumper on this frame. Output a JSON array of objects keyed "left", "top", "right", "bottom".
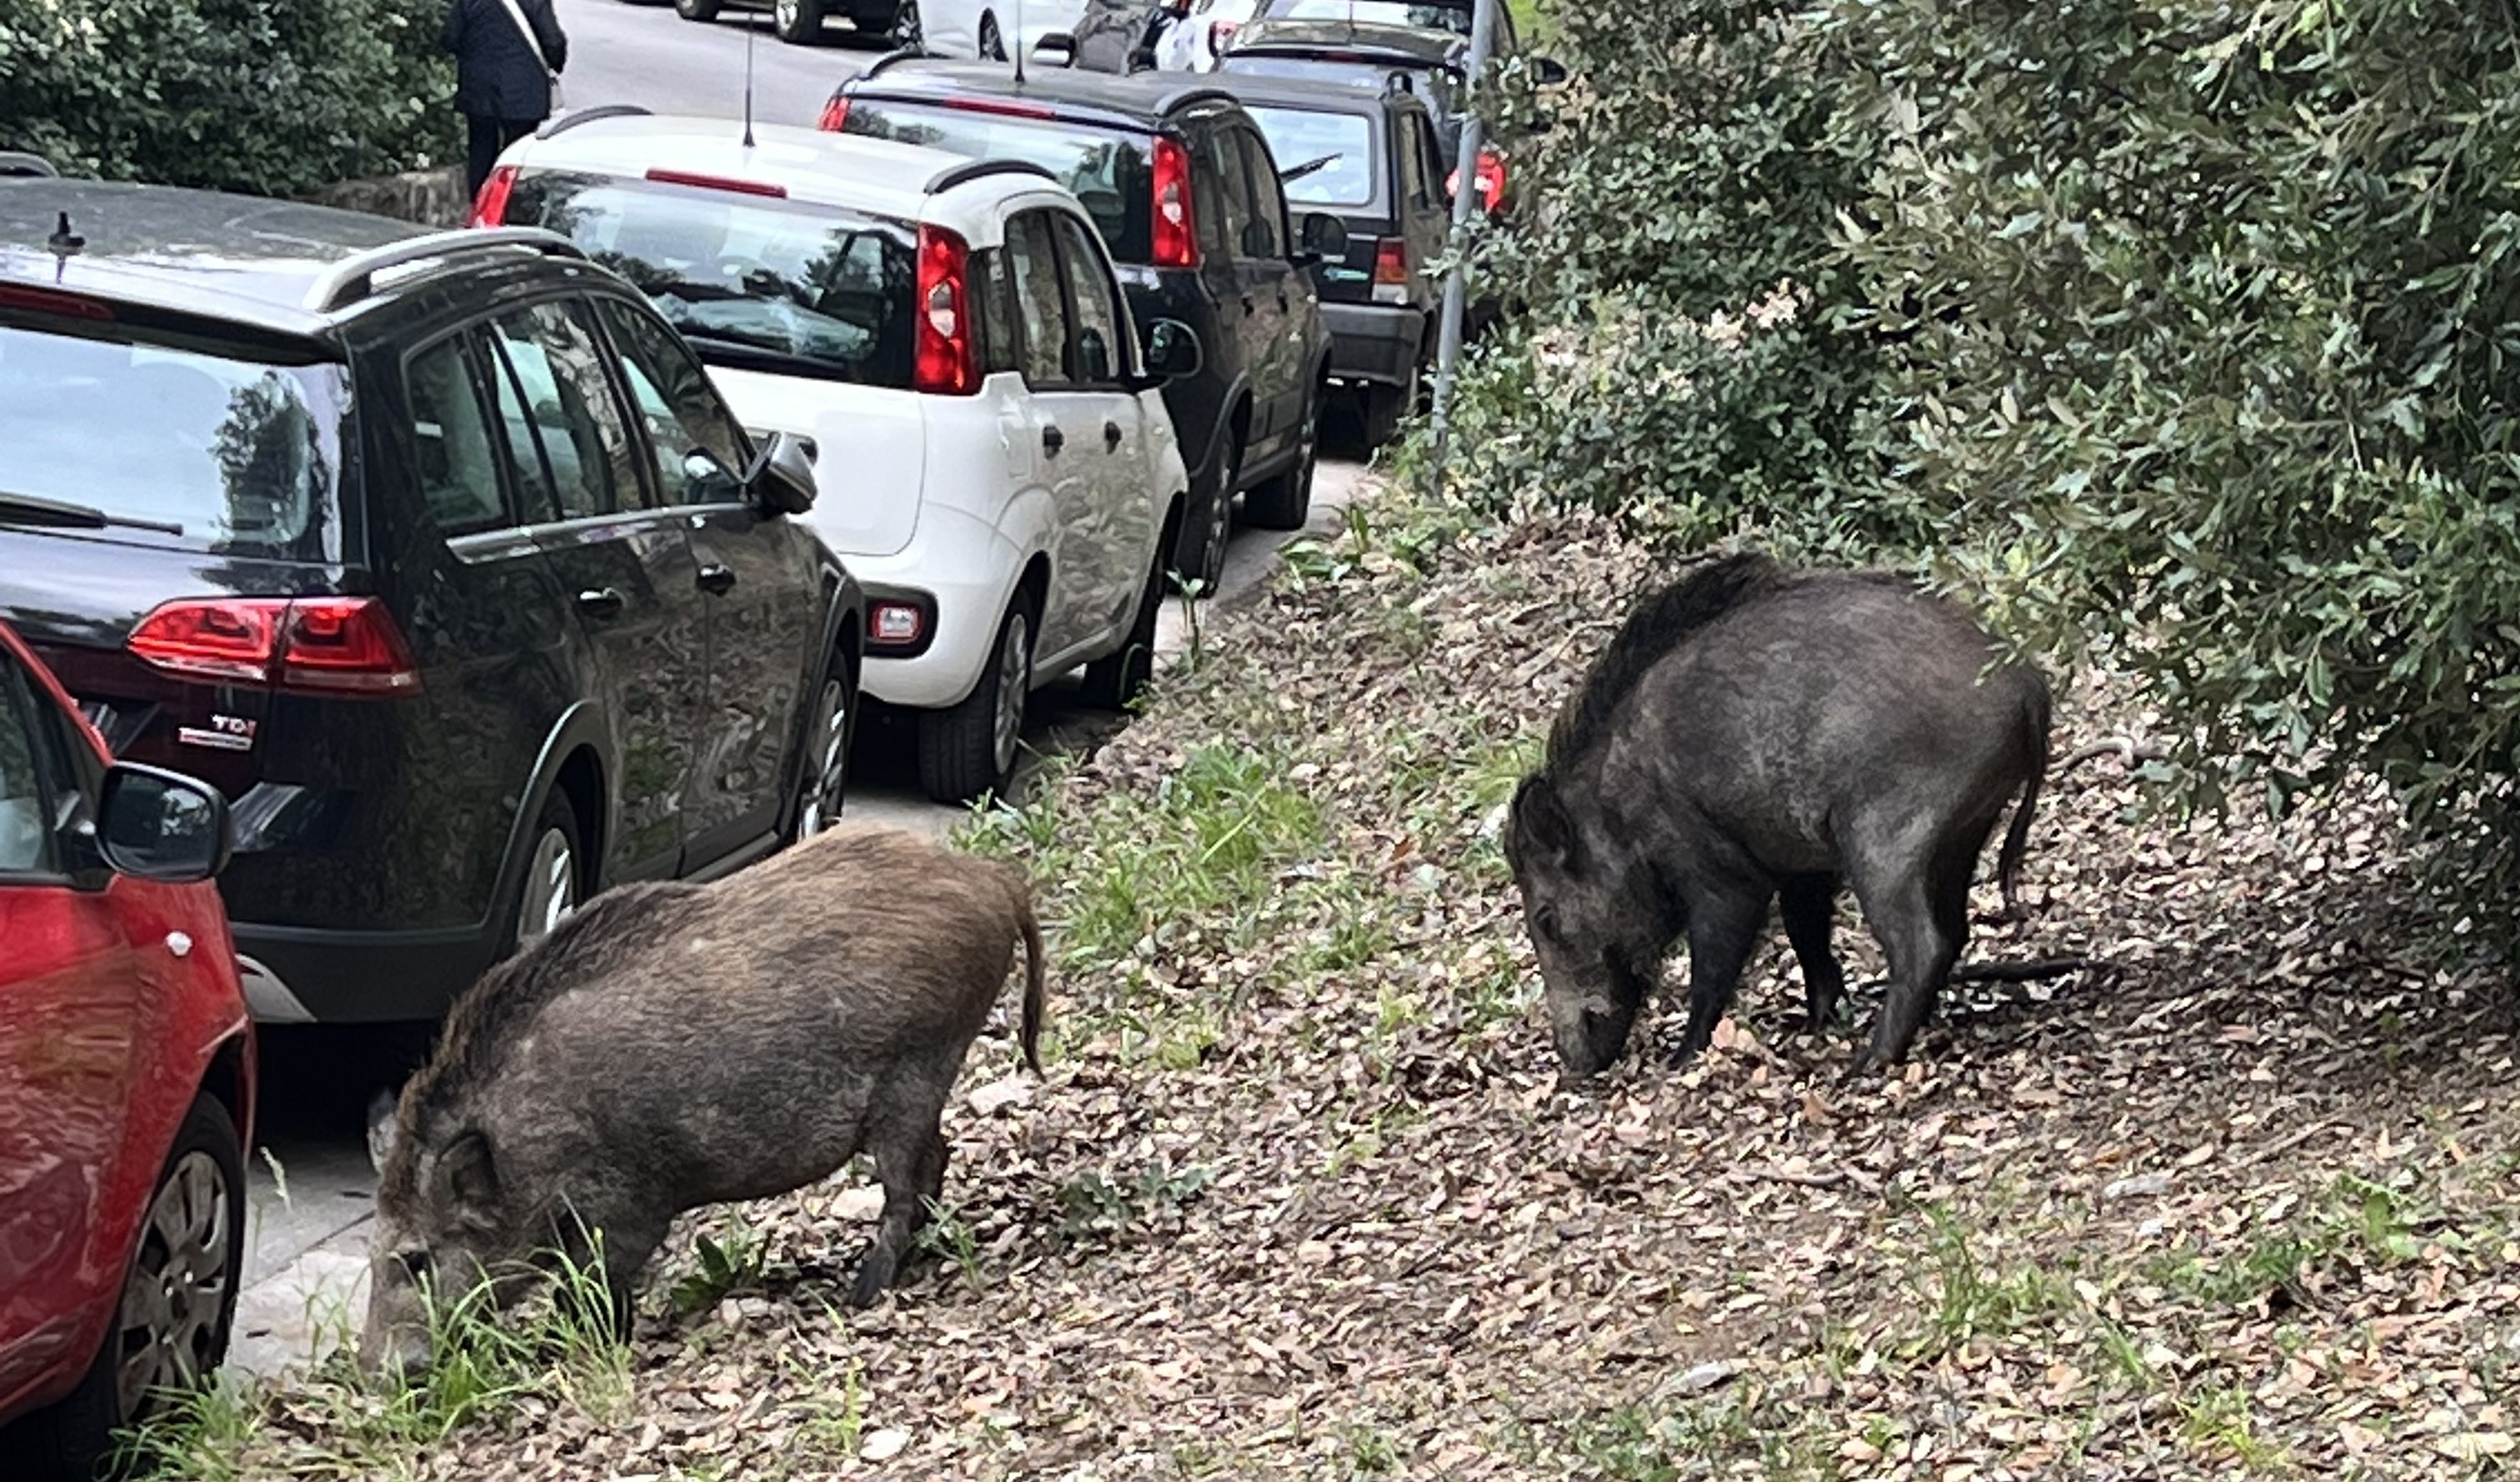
[
  {"left": 232, "top": 920, "right": 502, "bottom": 1024},
  {"left": 1322, "top": 303, "right": 1428, "bottom": 387}
]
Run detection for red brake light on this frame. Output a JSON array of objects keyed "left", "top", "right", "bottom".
[
  {"left": 1371, "top": 234, "right": 1410, "bottom": 304},
  {"left": 913, "top": 223, "right": 976, "bottom": 397},
  {"left": 644, "top": 168, "right": 788, "bottom": 198},
  {"left": 818, "top": 95, "right": 852, "bottom": 132},
  {"left": 942, "top": 96, "right": 1059, "bottom": 120},
  {"left": 468, "top": 164, "right": 518, "bottom": 228},
  {"left": 127, "top": 598, "right": 421, "bottom": 695},
  {"left": 1208, "top": 19, "right": 1239, "bottom": 54},
  {"left": 1151, "top": 138, "right": 1199, "bottom": 268},
  {"left": 0, "top": 284, "right": 114, "bottom": 322}
]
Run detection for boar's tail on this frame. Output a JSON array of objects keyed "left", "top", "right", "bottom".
[
  {"left": 1012, "top": 876, "right": 1047, "bottom": 1075},
  {"left": 1996, "top": 685, "right": 2052, "bottom": 920}
]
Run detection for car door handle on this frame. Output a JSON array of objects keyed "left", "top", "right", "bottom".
[
  {"left": 576, "top": 587, "right": 627, "bottom": 619},
  {"left": 696, "top": 563, "right": 738, "bottom": 595},
  {"left": 1042, "top": 424, "right": 1066, "bottom": 456},
  {"left": 1103, "top": 420, "right": 1124, "bottom": 451}
]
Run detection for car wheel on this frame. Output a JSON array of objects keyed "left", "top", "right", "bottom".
[
  {"left": 917, "top": 598, "right": 1033, "bottom": 805},
  {"left": 1171, "top": 434, "right": 1235, "bottom": 593},
  {"left": 1082, "top": 530, "right": 1168, "bottom": 710},
  {"left": 890, "top": 0, "right": 921, "bottom": 44},
  {"left": 792, "top": 656, "right": 855, "bottom": 839},
  {"left": 0, "top": 1094, "right": 245, "bottom": 1479},
  {"left": 774, "top": 0, "right": 822, "bottom": 43},
  {"left": 979, "top": 10, "right": 1005, "bottom": 58},
  {"left": 1362, "top": 359, "right": 1420, "bottom": 448},
  {"left": 511, "top": 793, "right": 582, "bottom": 952},
  {"left": 676, "top": 0, "right": 722, "bottom": 20},
  {"left": 1242, "top": 387, "right": 1319, "bottom": 530}
]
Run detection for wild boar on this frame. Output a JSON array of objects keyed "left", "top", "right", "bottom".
[
  {"left": 358, "top": 824, "right": 1045, "bottom": 1375},
  {"left": 1507, "top": 552, "right": 2051, "bottom": 1078}
]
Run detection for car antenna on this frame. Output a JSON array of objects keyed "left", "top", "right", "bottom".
[
  {"left": 1013, "top": 0, "right": 1028, "bottom": 83},
  {"left": 742, "top": 18, "right": 759, "bottom": 148}
]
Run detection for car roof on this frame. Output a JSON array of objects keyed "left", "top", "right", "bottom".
[
  {"left": 1222, "top": 18, "right": 1468, "bottom": 68},
  {"left": 1201, "top": 68, "right": 1431, "bottom": 119},
  {"left": 0, "top": 181, "right": 438, "bottom": 337},
  {"left": 847, "top": 58, "right": 1242, "bottom": 131},
  {"left": 506, "top": 113, "right": 1060, "bottom": 224}
]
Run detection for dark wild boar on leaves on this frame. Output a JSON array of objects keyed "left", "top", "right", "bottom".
[
  {"left": 1506, "top": 552, "right": 2053, "bottom": 1080},
  {"left": 358, "top": 825, "right": 1047, "bottom": 1376}
]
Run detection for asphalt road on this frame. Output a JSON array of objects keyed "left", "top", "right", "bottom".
[{"left": 551, "top": 0, "right": 892, "bottom": 129}]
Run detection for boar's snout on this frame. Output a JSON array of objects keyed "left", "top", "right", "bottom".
[
  {"left": 356, "top": 1285, "right": 434, "bottom": 1381},
  {"left": 1549, "top": 995, "right": 1637, "bottom": 1082}
]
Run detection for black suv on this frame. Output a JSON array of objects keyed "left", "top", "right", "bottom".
[
  {"left": 823, "top": 59, "right": 1346, "bottom": 586},
  {"left": 1211, "top": 73, "right": 1454, "bottom": 447},
  {"left": 0, "top": 183, "right": 863, "bottom": 1024}
]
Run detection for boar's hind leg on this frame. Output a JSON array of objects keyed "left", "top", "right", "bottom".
[
  {"left": 1854, "top": 864, "right": 1966, "bottom": 1073},
  {"left": 1669, "top": 887, "right": 1768, "bottom": 1065},
  {"left": 852, "top": 1091, "right": 951, "bottom": 1308},
  {"left": 1778, "top": 874, "right": 1844, "bottom": 1034}
]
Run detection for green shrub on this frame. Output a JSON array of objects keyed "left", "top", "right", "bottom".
[{"left": 0, "top": 0, "right": 458, "bottom": 197}]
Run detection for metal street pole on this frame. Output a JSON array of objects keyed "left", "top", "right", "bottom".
[{"left": 1424, "top": 0, "right": 1498, "bottom": 483}]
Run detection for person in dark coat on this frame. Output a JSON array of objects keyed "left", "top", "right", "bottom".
[{"left": 443, "top": 0, "right": 571, "bottom": 198}]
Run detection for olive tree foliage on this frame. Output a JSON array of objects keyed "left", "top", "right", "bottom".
[
  {"left": 0, "top": 0, "right": 458, "bottom": 197},
  {"left": 1430, "top": 0, "right": 2520, "bottom": 934}
]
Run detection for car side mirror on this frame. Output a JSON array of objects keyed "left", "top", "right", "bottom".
[
  {"left": 96, "top": 763, "right": 231, "bottom": 884},
  {"left": 1138, "top": 317, "right": 1203, "bottom": 383},
  {"left": 1294, "top": 211, "right": 1348, "bottom": 268},
  {"left": 747, "top": 430, "right": 818, "bottom": 516},
  {"left": 1033, "top": 31, "right": 1076, "bottom": 64}
]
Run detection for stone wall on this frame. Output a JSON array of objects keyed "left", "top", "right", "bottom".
[{"left": 307, "top": 165, "right": 469, "bottom": 228}]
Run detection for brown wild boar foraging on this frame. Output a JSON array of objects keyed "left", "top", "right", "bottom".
[
  {"left": 358, "top": 825, "right": 1045, "bottom": 1375},
  {"left": 1507, "top": 552, "right": 2051, "bottom": 1079}
]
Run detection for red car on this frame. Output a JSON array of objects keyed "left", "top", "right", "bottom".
[{"left": 0, "top": 619, "right": 255, "bottom": 1479}]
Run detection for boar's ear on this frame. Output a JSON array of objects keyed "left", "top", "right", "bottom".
[
  {"left": 1509, "top": 774, "right": 1582, "bottom": 874},
  {"left": 434, "top": 1129, "right": 503, "bottom": 1229},
  {"left": 365, "top": 1089, "right": 399, "bottom": 1174}
]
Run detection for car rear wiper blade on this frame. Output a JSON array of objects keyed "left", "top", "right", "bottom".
[
  {"left": 676, "top": 333, "right": 844, "bottom": 378},
  {"left": 0, "top": 490, "right": 183, "bottom": 537},
  {"left": 1280, "top": 153, "right": 1343, "bottom": 184}
]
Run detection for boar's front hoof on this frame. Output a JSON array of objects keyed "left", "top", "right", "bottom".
[{"left": 850, "top": 1254, "right": 898, "bottom": 1309}]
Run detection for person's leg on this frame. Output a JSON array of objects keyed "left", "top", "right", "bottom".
[{"left": 465, "top": 113, "right": 502, "bottom": 198}]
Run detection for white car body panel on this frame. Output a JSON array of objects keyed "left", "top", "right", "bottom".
[{"left": 915, "top": 0, "right": 1089, "bottom": 58}]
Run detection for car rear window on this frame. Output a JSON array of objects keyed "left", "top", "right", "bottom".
[
  {"left": 839, "top": 100, "right": 1154, "bottom": 262},
  {"left": 1261, "top": 0, "right": 1469, "bottom": 33},
  {"left": 0, "top": 324, "right": 348, "bottom": 561},
  {"left": 1246, "top": 105, "right": 1378, "bottom": 208},
  {"left": 1222, "top": 58, "right": 1462, "bottom": 157},
  {"left": 502, "top": 171, "right": 920, "bottom": 388}
]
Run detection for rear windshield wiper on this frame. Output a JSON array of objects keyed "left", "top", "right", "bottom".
[
  {"left": 0, "top": 490, "right": 183, "bottom": 537},
  {"left": 677, "top": 333, "right": 858, "bottom": 382}
]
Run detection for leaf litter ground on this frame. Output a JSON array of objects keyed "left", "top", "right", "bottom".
[{"left": 200, "top": 482, "right": 2518, "bottom": 1481}]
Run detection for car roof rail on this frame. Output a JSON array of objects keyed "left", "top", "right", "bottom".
[
  {"left": 302, "top": 228, "right": 587, "bottom": 314},
  {"left": 865, "top": 45, "right": 947, "bottom": 77},
  {"left": 0, "top": 151, "right": 59, "bottom": 178},
  {"left": 537, "top": 104, "right": 652, "bottom": 140},
  {"left": 926, "top": 158, "right": 1059, "bottom": 194}
]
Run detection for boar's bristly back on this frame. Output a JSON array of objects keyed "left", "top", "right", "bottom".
[{"left": 1547, "top": 551, "right": 1786, "bottom": 770}]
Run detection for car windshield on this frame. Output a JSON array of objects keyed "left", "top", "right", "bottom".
[
  {"left": 1261, "top": 0, "right": 1470, "bottom": 33},
  {"left": 505, "top": 172, "right": 919, "bottom": 388},
  {"left": 840, "top": 101, "right": 1154, "bottom": 261},
  {"left": 1246, "top": 105, "right": 1377, "bottom": 208},
  {"left": 0, "top": 325, "right": 347, "bottom": 560}
]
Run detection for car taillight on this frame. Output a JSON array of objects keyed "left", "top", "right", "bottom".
[
  {"left": 0, "top": 284, "right": 114, "bottom": 321},
  {"left": 817, "top": 95, "right": 851, "bottom": 132},
  {"left": 1208, "top": 19, "right": 1239, "bottom": 55},
  {"left": 468, "top": 164, "right": 518, "bottom": 228},
  {"left": 869, "top": 601, "right": 924, "bottom": 646},
  {"left": 127, "top": 597, "right": 422, "bottom": 695},
  {"left": 1371, "top": 235, "right": 1410, "bottom": 305},
  {"left": 1151, "top": 138, "right": 1198, "bottom": 268},
  {"left": 1446, "top": 146, "right": 1506, "bottom": 214},
  {"left": 913, "top": 223, "right": 976, "bottom": 396}
]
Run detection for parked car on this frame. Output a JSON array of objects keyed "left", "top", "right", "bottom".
[
  {"left": 822, "top": 60, "right": 1345, "bottom": 586},
  {"left": 890, "top": 0, "right": 1088, "bottom": 58},
  {"left": 0, "top": 181, "right": 862, "bottom": 1025},
  {"left": 0, "top": 619, "right": 255, "bottom": 1479},
  {"left": 672, "top": 0, "right": 905, "bottom": 47},
  {"left": 1210, "top": 72, "right": 1452, "bottom": 445},
  {"left": 1155, "top": 0, "right": 1258, "bottom": 70},
  {"left": 479, "top": 111, "right": 1197, "bottom": 804}
]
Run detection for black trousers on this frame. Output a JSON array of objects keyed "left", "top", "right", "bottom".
[{"left": 466, "top": 115, "right": 537, "bottom": 199}]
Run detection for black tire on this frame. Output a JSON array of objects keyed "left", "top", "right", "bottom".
[
  {"left": 979, "top": 10, "right": 1005, "bottom": 58},
  {"left": 887, "top": 0, "right": 919, "bottom": 43},
  {"left": 502, "top": 792, "right": 582, "bottom": 957},
  {"left": 676, "top": 0, "right": 722, "bottom": 21},
  {"left": 0, "top": 1094, "right": 245, "bottom": 1482},
  {"left": 1362, "top": 359, "right": 1420, "bottom": 448},
  {"left": 774, "top": 0, "right": 824, "bottom": 43},
  {"left": 1171, "top": 433, "right": 1236, "bottom": 592},
  {"left": 1082, "top": 523, "right": 1169, "bottom": 710},
  {"left": 1242, "top": 384, "right": 1321, "bottom": 530},
  {"left": 918, "top": 596, "right": 1034, "bottom": 804},
  {"left": 788, "top": 649, "right": 856, "bottom": 840}
]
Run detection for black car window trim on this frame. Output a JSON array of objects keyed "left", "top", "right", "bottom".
[
  {"left": 1042, "top": 209, "right": 1135, "bottom": 391},
  {"left": 585, "top": 292, "right": 758, "bottom": 511},
  {"left": 560, "top": 293, "right": 672, "bottom": 514},
  {"left": 476, "top": 323, "right": 569, "bottom": 528},
  {"left": 481, "top": 293, "right": 659, "bottom": 523},
  {"left": 1232, "top": 126, "right": 1293, "bottom": 258},
  {"left": 397, "top": 323, "right": 521, "bottom": 542},
  {"left": 0, "top": 655, "right": 73, "bottom": 886},
  {"left": 1002, "top": 207, "right": 1080, "bottom": 393}
]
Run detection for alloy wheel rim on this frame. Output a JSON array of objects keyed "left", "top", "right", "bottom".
[
  {"left": 982, "top": 14, "right": 1003, "bottom": 58},
  {"left": 898, "top": 0, "right": 920, "bottom": 43},
  {"left": 520, "top": 826, "right": 576, "bottom": 944},
  {"left": 1207, "top": 449, "right": 1236, "bottom": 578},
  {"left": 799, "top": 677, "right": 848, "bottom": 836},
  {"left": 116, "top": 1149, "right": 232, "bottom": 1423},
  {"left": 776, "top": 0, "right": 797, "bottom": 26},
  {"left": 992, "top": 613, "right": 1030, "bottom": 777}
]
